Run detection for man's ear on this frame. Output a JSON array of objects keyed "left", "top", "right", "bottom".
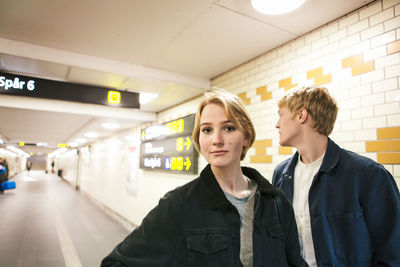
[{"left": 298, "top": 108, "right": 308, "bottom": 123}]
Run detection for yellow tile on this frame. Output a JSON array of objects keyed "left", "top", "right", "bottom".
[
  {"left": 352, "top": 61, "right": 375, "bottom": 76},
  {"left": 250, "top": 155, "right": 273, "bottom": 163},
  {"left": 279, "top": 77, "right": 292, "bottom": 88},
  {"left": 365, "top": 140, "right": 391, "bottom": 152},
  {"left": 255, "top": 147, "right": 266, "bottom": 155},
  {"left": 252, "top": 139, "right": 272, "bottom": 148},
  {"left": 307, "top": 67, "right": 323, "bottom": 79},
  {"left": 279, "top": 146, "right": 293, "bottom": 155},
  {"left": 377, "top": 127, "right": 400, "bottom": 139},
  {"left": 256, "top": 86, "right": 267, "bottom": 95},
  {"left": 342, "top": 54, "right": 363, "bottom": 68},
  {"left": 392, "top": 140, "right": 400, "bottom": 151},
  {"left": 314, "top": 74, "right": 332, "bottom": 85},
  {"left": 237, "top": 92, "right": 250, "bottom": 105},
  {"left": 387, "top": 40, "right": 400, "bottom": 55},
  {"left": 261, "top": 92, "right": 272, "bottom": 101},
  {"left": 284, "top": 84, "right": 298, "bottom": 91},
  {"left": 377, "top": 152, "right": 400, "bottom": 164}
]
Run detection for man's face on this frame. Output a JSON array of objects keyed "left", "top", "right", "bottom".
[{"left": 275, "top": 106, "right": 301, "bottom": 147}]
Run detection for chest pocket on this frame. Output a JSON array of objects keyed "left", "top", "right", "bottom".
[{"left": 186, "top": 232, "right": 230, "bottom": 267}]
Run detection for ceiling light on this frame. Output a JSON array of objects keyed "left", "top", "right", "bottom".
[
  {"left": 139, "top": 92, "right": 158, "bottom": 104},
  {"left": 84, "top": 132, "right": 99, "bottom": 138},
  {"left": 74, "top": 138, "right": 87, "bottom": 144},
  {"left": 251, "top": 0, "right": 306, "bottom": 15},
  {"left": 101, "top": 122, "right": 120, "bottom": 130},
  {"left": 68, "top": 142, "right": 79, "bottom": 148},
  {"left": 36, "top": 142, "right": 48, "bottom": 147}
]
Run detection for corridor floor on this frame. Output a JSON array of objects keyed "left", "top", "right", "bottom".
[{"left": 0, "top": 171, "right": 130, "bottom": 267}]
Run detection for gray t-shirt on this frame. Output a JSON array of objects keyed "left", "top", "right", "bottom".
[{"left": 224, "top": 177, "right": 258, "bottom": 267}]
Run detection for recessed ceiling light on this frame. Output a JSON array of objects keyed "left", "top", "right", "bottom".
[
  {"left": 74, "top": 138, "right": 87, "bottom": 144},
  {"left": 101, "top": 122, "right": 120, "bottom": 130},
  {"left": 36, "top": 142, "right": 48, "bottom": 147},
  {"left": 251, "top": 0, "right": 306, "bottom": 15},
  {"left": 68, "top": 142, "right": 79, "bottom": 148},
  {"left": 84, "top": 132, "right": 99, "bottom": 138},
  {"left": 139, "top": 92, "right": 158, "bottom": 104}
]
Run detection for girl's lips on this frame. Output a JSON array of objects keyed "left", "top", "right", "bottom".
[{"left": 211, "top": 150, "right": 228, "bottom": 156}]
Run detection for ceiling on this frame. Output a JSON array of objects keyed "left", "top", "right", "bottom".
[{"left": 0, "top": 0, "right": 375, "bottom": 155}]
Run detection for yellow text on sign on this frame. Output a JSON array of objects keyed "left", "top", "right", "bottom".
[
  {"left": 166, "top": 119, "right": 184, "bottom": 135},
  {"left": 170, "top": 157, "right": 191, "bottom": 171},
  {"left": 176, "top": 137, "right": 191, "bottom": 151},
  {"left": 108, "top": 91, "right": 121, "bottom": 104}
]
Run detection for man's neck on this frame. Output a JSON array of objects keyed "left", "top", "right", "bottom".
[{"left": 297, "top": 135, "right": 328, "bottom": 164}]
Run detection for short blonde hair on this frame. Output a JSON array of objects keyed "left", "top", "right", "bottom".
[
  {"left": 278, "top": 86, "right": 338, "bottom": 136},
  {"left": 192, "top": 89, "right": 255, "bottom": 160}
]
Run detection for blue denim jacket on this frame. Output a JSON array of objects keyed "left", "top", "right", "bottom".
[{"left": 272, "top": 138, "right": 400, "bottom": 267}]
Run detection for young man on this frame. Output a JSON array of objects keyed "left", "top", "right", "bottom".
[{"left": 272, "top": 86, "right": 400, "bottom": 266}]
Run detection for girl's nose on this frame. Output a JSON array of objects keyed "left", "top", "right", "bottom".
[{"left": 212, "top": 131, "right": 224, "bottom": 146}]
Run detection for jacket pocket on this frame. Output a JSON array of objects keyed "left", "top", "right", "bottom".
[
  {"left": 186, "top": 232, "right": 230, "bottom": 267},
  {"left": 327, "top": 210, "right": 373, "bottom": 263},
  {"left": 265, "top": 222, "right": 284, "bottom": 240}
]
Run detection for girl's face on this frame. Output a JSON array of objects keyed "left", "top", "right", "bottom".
[{"left": 199, "top": 104, "right": 249, "bottom": 169}]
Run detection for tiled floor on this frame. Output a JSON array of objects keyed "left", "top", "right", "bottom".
[{"left": 0, "top": 171, "right": 130, "bottom": 267}]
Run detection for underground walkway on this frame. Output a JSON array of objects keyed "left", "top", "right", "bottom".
[{"left": 0, "top": 170, "right": 130, "bottom": 267}]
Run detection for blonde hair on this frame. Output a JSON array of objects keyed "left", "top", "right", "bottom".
[
  {"left": 192, "top": 89, "right": 255, "bottom": 160},
  {"left": 278, "top": 86, "right": 338, "bottom": 136}
]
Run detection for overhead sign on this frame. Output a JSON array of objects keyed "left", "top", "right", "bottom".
[
  {"left": 140, "top": 113, "right": 195, "bottom": 142},
  {"left": 0, "top": 72, "right": 140, "bottom": 109},
  {"left": 140, "top": 114, "right": 198, "bottom": 174}
]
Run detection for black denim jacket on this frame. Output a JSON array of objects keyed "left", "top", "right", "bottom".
[{"left": 101, "top": 165, "right": 307, "bottom": 267}]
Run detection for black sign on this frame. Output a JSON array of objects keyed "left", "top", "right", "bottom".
[
  {"left": 140, "top": 114, "right": 198, "bottom": 174},
  {"left": 0, "top": 72, "right": 140, "bottom": 109},
  {"left": 141, "top": 114, "right": 195, "bottom": 142}
]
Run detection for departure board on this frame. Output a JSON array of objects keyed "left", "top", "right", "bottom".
[{"left": 140, "top": 114, "right": 198, "bottom": 174}]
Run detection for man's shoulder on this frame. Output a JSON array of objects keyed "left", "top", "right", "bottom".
[
  {"left": 339, "top": 147, "right": 380, "bottom": 168},
  {"left": 274, "top": 157, "right": 293, "bottom": 172}
]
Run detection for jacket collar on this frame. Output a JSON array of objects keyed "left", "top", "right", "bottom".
[
  {"left": 199, "top": 164, "right": 277, "bottom": 210},
  {"left": 283, "top": 137, "right": 341, "bottom": 177}
]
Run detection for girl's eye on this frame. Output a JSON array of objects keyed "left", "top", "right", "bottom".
[
  {"left": 201, "top": 127, "right": 212, "bottom": 133},
  {"left": 224, "top": 125, "right": 235, "bottom": 132}
]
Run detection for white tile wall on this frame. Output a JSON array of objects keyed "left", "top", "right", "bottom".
[
  {"left": 57, "top": 0, "right": 400, "bottom": 226},
  {"left": 361, "top": 23, "right": 385, "bottom": 40},
  {"left": 371, "top": 30, "right": 396, "bottom": 47},
  {"left": 360, "top": 1, "right": 383, "bottom": 19},
  {"left": 370, "top": 7, "right": 394, "bottom": 25},
  {"left": 372, "top": 77, "right": 398, "bottom": 93},
  {"left": 383, "top": 0, "right": 400, "bottom": 10}
]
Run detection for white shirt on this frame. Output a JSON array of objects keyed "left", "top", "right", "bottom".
[{"left": 293, "top": 153, "right": 324, "bottom": 267}]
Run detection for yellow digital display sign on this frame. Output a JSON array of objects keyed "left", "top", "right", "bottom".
[
  {"left": 140, "top": 114, "right": 197, "bottom": 174},
  {"left": 108, "top": 90, "right": 121, "bottom": 104}
]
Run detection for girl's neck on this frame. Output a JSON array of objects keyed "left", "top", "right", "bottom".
[{"left": 211, "top": 165, "right": 249, "bottom": 198}]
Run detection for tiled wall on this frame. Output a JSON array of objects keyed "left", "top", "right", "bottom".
[
  {"left": 60, "top": 0, "right": 399, "bottom": 227},
  {"left": 161, "top": 0, "right": 400, "bottom": 186}
]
